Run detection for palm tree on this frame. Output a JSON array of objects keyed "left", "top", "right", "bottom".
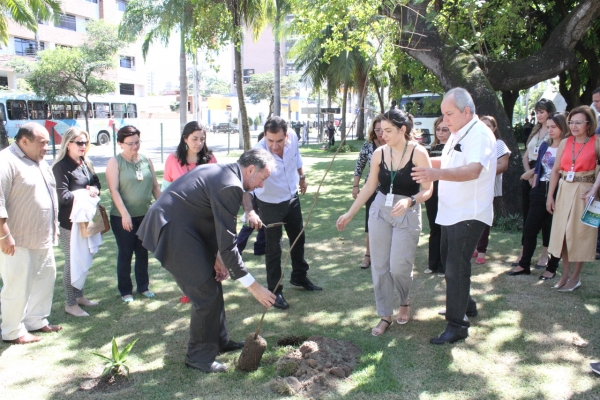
[
  {"left": 266, "top": 0, "right": 292, "bottom": 117},
  {"left": 0, "top": 0, "right": 62, "bottom": 149},
  {"left": 119, "top": 0, "right": 196, "bottom": 132},
  {"left": 223, "top": 0, "right": 271, "bottom": 149}
]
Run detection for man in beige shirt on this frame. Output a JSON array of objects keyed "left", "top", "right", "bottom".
[{"left": 0, "top": 122, "right": 62, "bottom": 344}]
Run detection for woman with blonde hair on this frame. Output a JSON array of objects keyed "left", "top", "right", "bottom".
[
  {"left": 337, "top": 108, "right": 432, "bottom": 335},
  {"left": 547, "top": 106, "right": 599, "bottom": 291},
  {"left": 52, "top": 127, "right": 101, "bottom": 316},
  {"left": 352, "top": 114, "right": 385, "bottom": 269}
]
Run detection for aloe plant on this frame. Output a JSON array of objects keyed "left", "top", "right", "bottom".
[{"left": 93, "top": 337, "right": 138, "bottom": 379}]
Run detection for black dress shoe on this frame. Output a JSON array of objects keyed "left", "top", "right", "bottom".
[
  {"left": 289, "top": 277, "right": 322, "bottom": 291},
  {"left": 539, "top": 272, "right": 556, "bottom": 281},
  {"left": 430, "top": 326, "right": 469, "bottom": 345},
  {"left": 185, "top": 360, "right": 228, "bottom": 373},
  {"left": 220, "top": 340, "right": 245, "bottom": 353},
  {"left": 438, "top": 309, "right": 478, "bottom": 318},
  {"left": 273, "top": 293, "right": 289, "bottom": 309},
  {"left": 506, "top": 269, "right": 530, "bottom": 276}
]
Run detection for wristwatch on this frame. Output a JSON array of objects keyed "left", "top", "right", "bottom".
[
  {"left": 410, "top": 196, "right": 417, "bottom": 207},
  {"left": 299, "top": 174, "right": 306, "bottom": 179}
]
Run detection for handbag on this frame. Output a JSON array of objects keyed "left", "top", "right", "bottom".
[{"left": 79, "top": 204, "right": 110, "bottom": 238}]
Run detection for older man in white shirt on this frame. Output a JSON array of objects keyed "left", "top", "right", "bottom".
[
  {"left": 412, "top": 88, "right": 496, "bottom": 345},
  {"left": 244, "top": 117, "right": 321, "bottom": 310}
]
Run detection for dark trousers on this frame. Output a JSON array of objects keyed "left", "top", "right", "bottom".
[
  {"left": 476, "top": 225, "right": 490, "bottom": 253},
  {"left": 328, "top": 131, "right": 335, "bottom": 147},
  {"left": 441, "top": 220, "right": 486, "bottom": 327},
  {"left": 236, "top": 225, "right": 266, "bottom": 254},
  {"left": 519, "top": 181, "right": 561, "bottom": 273},
  {"left": 425, "top": 184, "right": 443, "bottom": 272},
  {"left": 521, "top": 164, "right": 550, "bottom": 247},
  {"left": 173, "top": 273, "right": 229, "bottom": 367},
  {"left": 257, "top": 194, "right": 309, "bottom": 294},
  {"left": 111, "top": 215, "right": 149, "bottom": 296}
]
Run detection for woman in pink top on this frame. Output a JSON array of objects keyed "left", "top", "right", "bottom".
[
  {"left": 162, "top": 121, "right": 217, "bottom": 303},
  {"left": 162, "top": 121, "right": 217, "bottom": 190}
]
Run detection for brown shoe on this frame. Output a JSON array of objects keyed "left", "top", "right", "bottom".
[
  {"left": 3, "top": 333, "right": 42, "bottom": 344},
  {"left": 76, "top": 297, "right": 99, "bottom": 307},
  {"left": 29, "top": 324, "right": 62, "bottom": 333}
]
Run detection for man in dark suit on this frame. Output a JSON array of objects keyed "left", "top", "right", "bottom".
[{"left": 137, "top": 149, "right": 276, "bottom": 373}]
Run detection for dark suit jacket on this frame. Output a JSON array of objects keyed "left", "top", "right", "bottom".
[{"left": 137, "top": 163, "right": 248, "bottom": 286}]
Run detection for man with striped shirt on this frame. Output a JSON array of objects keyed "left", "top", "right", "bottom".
[{"left": 0, "top": 122, "right": 62, "bottom": 344}]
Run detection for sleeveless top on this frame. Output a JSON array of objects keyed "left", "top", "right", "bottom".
[
  {"left": 378, "top": 145, "right": 420, "bottom": 196},
  {"left": 110, "top": 153, "right": 153, "bottom": 217},
  {"left": 559, "top": 136, "right": 596, "bottom": 173}
]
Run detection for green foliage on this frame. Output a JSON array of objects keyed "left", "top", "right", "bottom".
[
  {"left": 245, "top": 71, "right": 299, "bottom": 106},
  {"left": 93, "top": 337, "right": 138, "bottom": 379},
  {"left": 0, "top": 0, "right": 61, "bottom": 45},
  {"left": 254, "top": 116, "right": 261, "bottom": 127},
  {"left": 232, "top": 117, "right": 238, "bottom": 124},
  {"left": 200, "top": 75, "right": 230, "bottom": 96},
  {"left": 169, "top": 101, "right": 180, "bottom": 112},
  {"left": 493, "top": 213, "right": 522, "bottom": 233}
]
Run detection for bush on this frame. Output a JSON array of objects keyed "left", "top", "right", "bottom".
[
  {"left": 493, "top": 213, "right": 522, "bottom": 233},
  {"left": 512, "top": 123, "right": 525, "bottom": 144}
]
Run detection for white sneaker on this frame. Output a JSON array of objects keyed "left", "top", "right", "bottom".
[{"left": 423, "top": 269, "right": 434, "bottom": 274}]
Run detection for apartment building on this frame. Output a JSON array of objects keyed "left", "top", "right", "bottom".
[{"left": 0, "top": 0, "right": 146, "bottom": 97}]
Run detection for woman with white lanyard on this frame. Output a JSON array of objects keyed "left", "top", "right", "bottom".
[
  {"left": 337, "top": 109, "right": 432, "bottom": 336},
  {"left": 512, "top": 99, "right": 556, "bottom": 268}
]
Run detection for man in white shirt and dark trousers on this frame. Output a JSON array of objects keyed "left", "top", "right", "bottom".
[
  {"left": 244, "top": 117, "right": 322, "bottom": 310},
  {"left": 412, "top": 88, "right": 496, "bottom": 344}
]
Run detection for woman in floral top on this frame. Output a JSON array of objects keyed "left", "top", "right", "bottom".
[{"left": 353, "top": 115, "right": 385, "bottom": 269}]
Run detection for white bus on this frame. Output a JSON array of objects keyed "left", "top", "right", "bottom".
[
  {"left": 399, "top": 92, "right": 442, "bottom": 147},
  {"left": 0, "top": 92, "right": 139, "bottom": 145}
]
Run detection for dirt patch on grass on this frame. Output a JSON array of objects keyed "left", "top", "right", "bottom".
[
  {"left": 79, "top": 374, "right": 133, "bottom": 394},
  {"left": 269, "top": 335, "right": 362, "bottom": 399},
  {"left": 276, "top": 335, "right": 309, "bottom": 347}
]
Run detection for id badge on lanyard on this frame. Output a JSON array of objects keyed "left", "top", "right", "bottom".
[
  {"left": 385, "top": 184, "right": 394, "bottom": 207},
  {"left": 533, "top": 146, "right": 539, "bottom": 156},
  {"left": 136, "top": 168, "right": 144, "bottom": 181},
  {"left": 566, "top": 168, "right": 575, "bottom": 182}
]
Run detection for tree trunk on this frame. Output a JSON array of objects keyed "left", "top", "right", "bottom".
[
  {"left": 372, "top": 75, "right": 385, "bottom": 113},
  {"left": 234, "top": 42, "right": 251, "bottom": 150},
  {"left": 558, "top": 69, "right": 582, "bottom": 111},
  {"left": 273, "top": 15, "right": 281, "bottom": 116},
  {"left": 340, "top": 83, "right": 348, "bottom": 142},
  {"left": 356, "top": 73, "right": 368, "bottom": 140},
  {"left": 501, "top": 90, "right": 520, "bottom": 125},
  {"left": 179, "top": 29, "right": 188, "bottom": 132}
]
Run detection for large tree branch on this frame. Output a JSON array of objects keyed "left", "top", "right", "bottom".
[{"left": 484, "top": 0, "right": 600, "bottom": 91}]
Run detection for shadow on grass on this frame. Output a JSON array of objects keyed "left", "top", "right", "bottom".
[{"left": 2, "top": 158, "right": 600, "bottom": 399}]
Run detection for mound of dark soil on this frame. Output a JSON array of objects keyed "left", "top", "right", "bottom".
[
  {"left": 269, "top": 335, "right": 362, "bottom": 398},
  {"left": 79, "top": 374, "right": 133, "bottom": 394}
]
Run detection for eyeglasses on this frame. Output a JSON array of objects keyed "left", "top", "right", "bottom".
[
  {"left": 436, "top": 127, "right": 450, "bottom": 133},
  {"left": 123, "top": 140, "right": 142, "bottom": 147},
  {"left": 568, "top": 120, "right": 589, "bottom": 126},
  {"left": 374, "top": 128, "right": 383, "bottom": 133},
  {"left": 71, "top": 141, "right": 88, "bottom": 147}
]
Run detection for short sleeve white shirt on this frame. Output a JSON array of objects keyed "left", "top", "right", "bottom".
[
  {"left": 253, "top": 130, "right": 303, "bottom": 203},
  {"left": 436, "top": 116, "right": 497, "bottom": 226}
]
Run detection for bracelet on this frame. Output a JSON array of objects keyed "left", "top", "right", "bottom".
[{"left": 0, "top": 233, "right": 11, "bottom": 240}]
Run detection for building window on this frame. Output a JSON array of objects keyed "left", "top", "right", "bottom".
[
  {"left": 120, "top": 83, "right": 134, "bottom": 96},
  {"left": 117, "top": 0, "right": 127, "bottom": 11},
  {"left": 120, "top": 56, "right": 134, "bottom": 68},
  {"left": 14, "top": 38, "right": 44, "bottom": 56},
  {"left": 57, "top": 14, "right": 76, "bottom": 31},
  {"left": 0, "top": 76, "right": 8, "bottom": 87}
]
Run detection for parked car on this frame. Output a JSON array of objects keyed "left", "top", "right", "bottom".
[{"left": 215, "top": 122, "right": 239, "bottom": 133}]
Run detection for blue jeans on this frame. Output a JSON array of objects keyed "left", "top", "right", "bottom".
[
  {"left": 441, "top": 220, "right": 486, "bottom": 327},
  {"left": 110, "top": 215, "right": 149, "bottom": 296}
]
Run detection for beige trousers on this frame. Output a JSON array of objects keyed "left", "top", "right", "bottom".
[{"left": 1, "top": 247, "right": 56, "bottom": 340}]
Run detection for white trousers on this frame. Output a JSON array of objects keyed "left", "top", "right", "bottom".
[{"left": 1, "top": 247, "right": 56, "bottom": 340}]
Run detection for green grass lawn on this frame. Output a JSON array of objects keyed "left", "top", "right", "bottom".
[{"left": 1, "top": 143, "right": 600, "bottom": 399}]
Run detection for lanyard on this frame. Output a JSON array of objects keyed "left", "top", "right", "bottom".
[
  {"left": 570, "top": 136, "right": 590, "bottom": 171},
  {"left": 447, "top": 120, "right": 478, "bottom": 155},
  {"left": 535, "top": 129, "right": 548, "bottom": 147},
  {"left": 389, "top": 142, "right": 408, "bottom": 192}
]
